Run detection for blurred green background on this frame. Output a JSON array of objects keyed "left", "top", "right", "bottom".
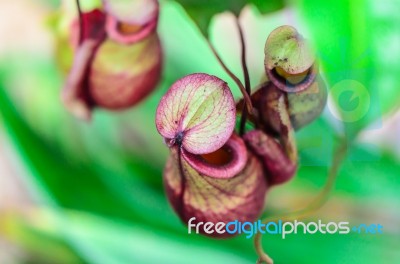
[{"left": 0, "top": 0, "right": 399, "bottom": 263}]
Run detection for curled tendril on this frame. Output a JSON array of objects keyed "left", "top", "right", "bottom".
[
  {"left": 208, "top": 42, "right": 253, "bottom": 116},
  {"left": 254, "top": 140, "right": 348, "bottom": 264},
  {"left": 236, "top": 18, "right": 251, "bottom": 136}
]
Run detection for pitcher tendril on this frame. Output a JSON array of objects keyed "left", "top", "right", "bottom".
[
  {"left": 237, "top": 18, "right": 251, "bottom": 136},
  {"left": 254, "top": 140, "right": 348, "bottom": 264},
  {"left": 208, "top": 41, "right": 253, "bottom": 115}
]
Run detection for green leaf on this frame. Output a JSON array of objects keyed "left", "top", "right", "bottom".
[
  {"left": 0, "top": 211, "right": 84, "bottom": 263},
  {"left": 296, "top": 0, "right": 400, "bottom": 138},
  {"left": 172, "top": 0, "right": 284, "bottom": 37},
  {"left": 3, "top": 209, "right": 256, "bottom": 264}
]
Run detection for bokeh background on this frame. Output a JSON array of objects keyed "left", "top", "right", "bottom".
[{"left": 1, "top": 0, "right": 400, "bottom": 263}]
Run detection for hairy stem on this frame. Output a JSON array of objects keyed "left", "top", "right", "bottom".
[
  {"left": 207, "top": 41, "right": 253, "bottom": 114},
  {"left": 254, "top": 139, "right": 348, "bottom": 263},
  {"left": 236, "top": 19, "right": 251, "bottom": 136},
  {"left": 76, "top": 0, "right": 84, "bottom": 45}
]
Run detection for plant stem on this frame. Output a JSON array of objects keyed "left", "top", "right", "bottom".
[
  {"left": 236, "top": 19, "right": 251, "bottom": 136},
  {"left": 254, "top": 139, "right": 348, "bottom": 263},
  {"left": 76, "top": 0, "right": 84, "bottom": 45},
  {"left": 207, "top": 42, "right": 253, "bottom": 114}
]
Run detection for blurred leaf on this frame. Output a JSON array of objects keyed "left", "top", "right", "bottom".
[
  {"left": 61, "top": 210, "right": 254, "bottom": 264},
  {"left": 296, "top": 0, "right": 400, "bottom": 138},
  {"left": 2, "top": 209, "right": 257, "bottom": 264},
  {"left": 173, "top": 0, "right": 284, "bottom": 36},
  {"left": 0, "top": 211, "right": 83, "bottom": 264},
  {"left": 0, "top": 77, "right": 188, "bottom": 234}
]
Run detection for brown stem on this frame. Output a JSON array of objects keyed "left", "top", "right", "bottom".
[
  {"left": 207, "top": 41, "right": 253, "bottom": 115},
  {"left": 254, "top": 139, "right": 348, "bottom": 263},
  {"left": 76, "top": 0, "right": 84, "bottom": 45},
  {"left": 236, "top": 19, "right": 251, "bottom": 136}
]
